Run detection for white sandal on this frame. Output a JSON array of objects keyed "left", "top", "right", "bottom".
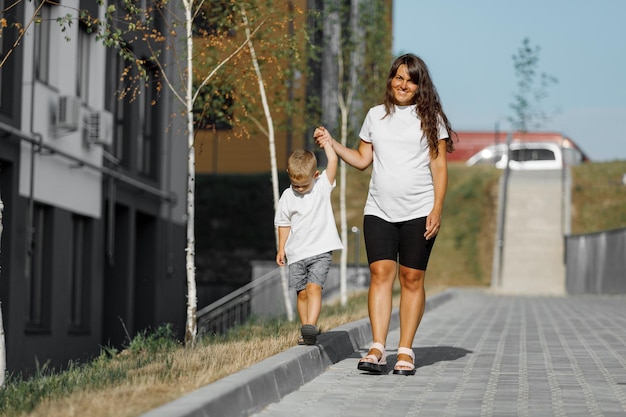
[
  {"left": 357, "top": 342, "right": 387, "bottom": 374},
  {"left": 393, "top": 347, "right": 416, "bottom": 375}
]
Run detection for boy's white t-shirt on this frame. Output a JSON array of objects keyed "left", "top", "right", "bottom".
[
  {"left": 359, "top": 104, "right": 449, "bottom": 222},
  {"left": 274, "top": 170, "right": 343, "bottom": 265}
]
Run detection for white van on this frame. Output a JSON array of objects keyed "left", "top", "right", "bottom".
[{"left": 466, "top": 142, "right": 567, "bottom": 170}]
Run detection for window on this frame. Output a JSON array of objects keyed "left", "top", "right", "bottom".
[
  {"left": 34, "top": 4, "right": 51, "bottom": 83},
  {"left": 69, "top": 214, "right": 92, "bottom": 332},
  {"left": 511, "top": 148, "right": 556, "bottom": 162},
  {"left": 111, "top": 53, "right": 128, "bottom": 163},
  {"left": 26, "top": 204, "right": 52, "bottom": 331},
  {"left": 79, "top": 0, "right": 99, "bottom": 20},
  {"left": 137, "top": 80, "right": 153, "bottom": 175},
  {"left": 77, "top": 24, "right": 91, "bottom": 100},
  {"left": 137, "top": 66, "right": 159, "bottom": 176},
  {"left": 510, "top": 149, "right": 522, "bottom": 162},
  {"left": 531, "top": 149, "right": 556, "bottom": 161}
]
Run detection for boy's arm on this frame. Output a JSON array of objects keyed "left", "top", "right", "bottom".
[
  {"left": 276, "top": 226, "right": 290, "bottom": 266},
  {"left": 322, "top": 139, "right": 338, "bottom": 184}
]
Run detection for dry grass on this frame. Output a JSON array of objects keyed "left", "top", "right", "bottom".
[
  {"left": 16, "top": 292, "right": 375, "bottom": 417},
  {"left": 20, "top": 338, "right": 296, "bottom": 417}
]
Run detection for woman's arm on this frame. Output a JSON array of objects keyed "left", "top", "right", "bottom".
[
  {"left": 314, "top": 127, "right": 373, "bottom": 171},
  {"left": 425, "top": 139, "right": 449, "bottom": 240}
]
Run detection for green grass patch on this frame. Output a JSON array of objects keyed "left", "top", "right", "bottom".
[{"left": 571, "top": 161, "right": 626, "bottom": 234}]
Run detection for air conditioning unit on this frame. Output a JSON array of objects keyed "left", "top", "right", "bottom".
[
  {"left": 84, "top": 110, "right": 114, "bottom": 148},
  {"left": 56, "top": 96, "right": 81, "bottom": 131}
]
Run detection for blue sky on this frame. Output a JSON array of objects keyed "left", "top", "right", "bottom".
[{"left": 392, "top": 0, "right": 626, "bottom": 161}]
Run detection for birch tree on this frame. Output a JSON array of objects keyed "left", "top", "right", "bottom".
[
  {"left": 192, "top": 1, "right": 305, "bottom": 322},
  {"left": 240, "top": 3, "right": 293, "bottom": 320}
]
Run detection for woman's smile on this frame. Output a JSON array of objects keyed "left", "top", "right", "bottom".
[{"left": 391, "top": 64, "right": 418, "bottom": 106}]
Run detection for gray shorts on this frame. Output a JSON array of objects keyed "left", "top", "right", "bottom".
[{"left": 288, "top": 252, "right": 332, "bottom": 292}]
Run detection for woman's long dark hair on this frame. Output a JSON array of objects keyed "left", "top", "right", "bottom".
[{"left": 383, "top": 54, "right": 456, "bottom": 158}]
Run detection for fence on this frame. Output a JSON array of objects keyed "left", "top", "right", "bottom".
[
  {"left": 196, "top": 267, "right": 282, "bottom": 336},
  {"left": 565, "top": 227, "right": 626, "bottom": 294},
  {"left": 196, "top": 262, "right": 369, "bottom": 336}
]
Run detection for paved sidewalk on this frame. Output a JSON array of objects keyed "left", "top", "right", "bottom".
[
  {"left": 253, "top": 289, "right": 626, "bottom": 417},
  {"left": 142, "top": 288, "right": 626, "bottom": 417}
]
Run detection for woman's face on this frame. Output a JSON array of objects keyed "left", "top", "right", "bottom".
[{"left": 390, "top": 64, "right": 418, "bottom": 106}]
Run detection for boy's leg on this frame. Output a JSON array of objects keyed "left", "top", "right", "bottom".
[
  {"left": 304, "top": 283, "right": 322, "bottom": 325},
  {"left": 299, "top": 286, "right": 319, "bottom": 345},
  {"left": 289, "top": 260, "right": 308, "bottom": 325},
  {"left": 296, "top": 289, "right": 308, "bottom": 325},
  {"left": 304, "top": 252, "right": 332, "bottom": 326},
  {"left": 300, "top": 252, "right": 331, "bottom": 345}
]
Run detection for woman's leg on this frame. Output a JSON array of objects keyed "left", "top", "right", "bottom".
[
  {"left": 396, "top": 265, "right": 426, "bottom": 368},
  {"left": 367, "top": 259, "right": 397, "bottom": 354}
]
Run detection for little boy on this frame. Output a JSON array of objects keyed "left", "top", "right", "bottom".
[{"left": 274, "top": 135, "right": 342, "bottom": 345}]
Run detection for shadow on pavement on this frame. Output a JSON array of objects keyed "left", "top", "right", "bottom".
[{"left": 412, "top": 346, "right": 473, "bottom": 368}]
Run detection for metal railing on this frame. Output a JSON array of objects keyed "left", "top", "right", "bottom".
[
  {"left": 565, "top": 227, "right": 626, "bottom": 294},
  {"left": 196, "top": 267, "right": 283, "bottom": 336}
]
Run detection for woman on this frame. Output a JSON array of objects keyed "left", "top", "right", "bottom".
[{"left": 314, "top": 53, "right": 455, "bottom": 375}]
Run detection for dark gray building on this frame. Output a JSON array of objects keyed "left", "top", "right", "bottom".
[{"left": 0, "top": 1, "right": 188, "bottom": 375}]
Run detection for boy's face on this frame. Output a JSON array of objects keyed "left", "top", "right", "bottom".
[{"left": 290, "top": 171, "right": 319, "bottom": 195}]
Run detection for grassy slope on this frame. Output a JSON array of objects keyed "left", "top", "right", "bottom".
[{"left": 570, "top": 160, "right": 626, "bottom": 234}]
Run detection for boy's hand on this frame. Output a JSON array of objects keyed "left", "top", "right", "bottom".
[
  {"left": 314, "top": 126, "right": 330, "bottom": 147},
  {"left": 276, "top": 250, "right": 286, "bottom": 266}
]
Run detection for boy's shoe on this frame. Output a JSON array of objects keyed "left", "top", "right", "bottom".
[
  {"left": 297, "top": 335, "right": 305, "bottom": 345},
  {"left": 300, "top": 324, "right": 320, "bottom": 345}
]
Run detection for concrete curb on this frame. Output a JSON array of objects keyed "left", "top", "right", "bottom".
[{"left": 140, "top": 289, "right": 456, "bottom": 417}]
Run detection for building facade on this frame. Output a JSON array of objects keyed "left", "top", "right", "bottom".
[{"left": 0, "top": 1, "right": 188, "bottom": 374}]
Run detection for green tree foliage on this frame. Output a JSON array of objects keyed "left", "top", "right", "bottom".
[{"left": 509, "top": 37, "right": 558, "bottom": 132}]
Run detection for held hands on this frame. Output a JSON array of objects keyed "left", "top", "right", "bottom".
[{"left": 313, "top": 126, "right": 332, "bottom": 148}]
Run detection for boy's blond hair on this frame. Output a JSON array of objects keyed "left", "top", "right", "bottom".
[{"left": 287, "top": 149, "right": 317, "bottom": 180}]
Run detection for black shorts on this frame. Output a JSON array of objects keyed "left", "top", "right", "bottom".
[{"left": 363, "top": 215, "right": 436, "bottom": 271}]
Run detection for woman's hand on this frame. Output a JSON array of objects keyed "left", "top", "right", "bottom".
[{"left": 424, "top": 210, "right": 442, "bottom": 240}]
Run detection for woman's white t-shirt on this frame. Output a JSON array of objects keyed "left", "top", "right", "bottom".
[
  {"left": 274, "top": 170, "right": 343, "bottom": 265},
  {"left": 359, "top": 104, "right": 448, "bottom": 222}
]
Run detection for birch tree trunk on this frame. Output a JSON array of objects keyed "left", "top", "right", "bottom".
[
  {"left": 336, "top": 53, "right": 352, "bottom": 307},
  {"left": 182, "top": 0, "right": 198, "bottom": 345},
  {"left": 331, "top": 0, "right": 363, "bottom": 307},
  {"left": 241, "top": 5, "right": 293, "bottom": 321},
  {"left": 1, "top": 191, "right": 5, "bottom": 386}
]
